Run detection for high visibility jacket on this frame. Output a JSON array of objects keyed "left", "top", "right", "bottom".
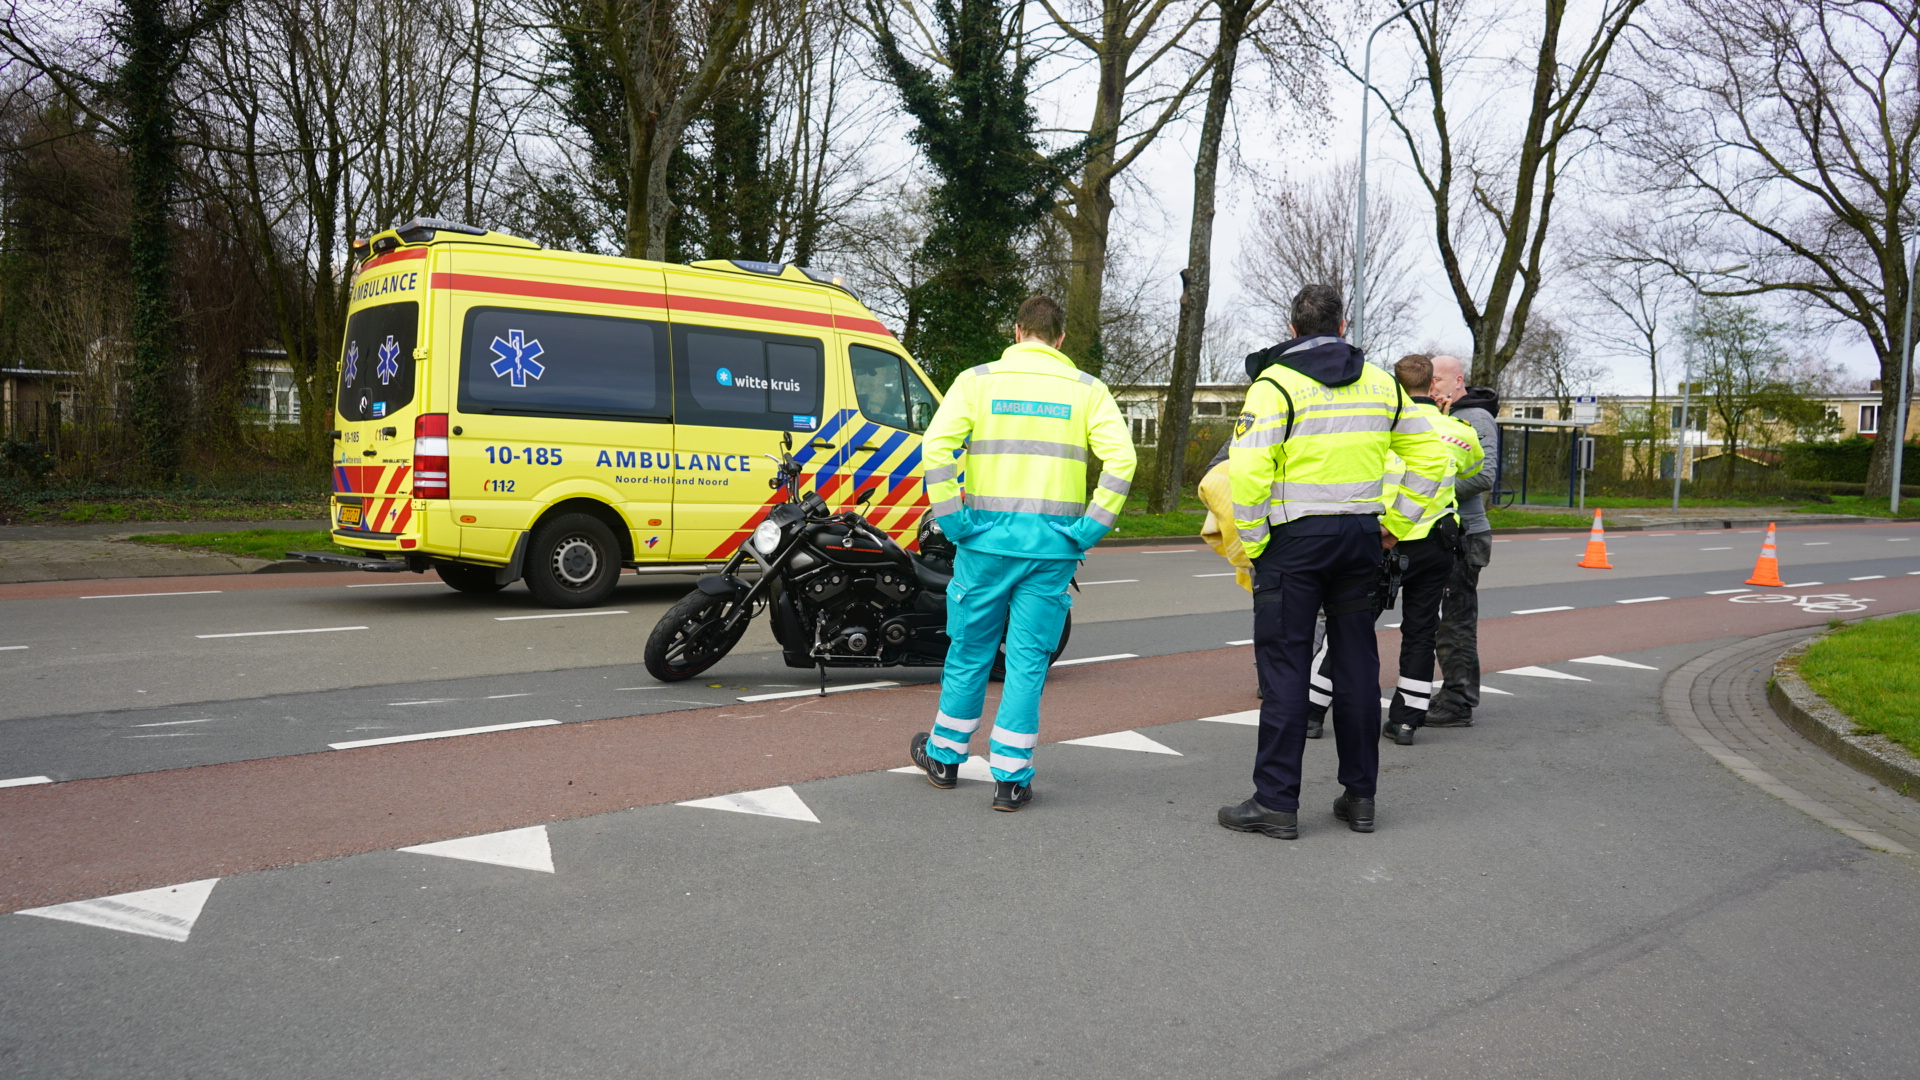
[
  {"left": 1230, "top": 356, "right": 1450, "bottom": 560},
  {"left": 922, "top": 340, "right": 1137, "bottom": 560},
  {"left": 1382, "top": 401, "right": 1485, "bottom": 541}
]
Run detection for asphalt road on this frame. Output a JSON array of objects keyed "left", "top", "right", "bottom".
[{"left": 1, "top": 518, "right": 1917, "bottom": 1078}]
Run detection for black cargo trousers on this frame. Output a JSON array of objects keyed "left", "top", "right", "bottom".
[
  {"left": 1432, "top": 531, "right": 1492, "bottom": 721},
  {"left": 1386, "top": 525, "right": 1456, "bottom": 731}
]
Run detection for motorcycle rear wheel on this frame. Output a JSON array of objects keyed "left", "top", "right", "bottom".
[{"left": 645, "top": 590, "right": 750, "bottom": 682}]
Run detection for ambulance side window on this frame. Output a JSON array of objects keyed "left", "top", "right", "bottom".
[
  {"left": 849, "top": 345, "right": 937, "bottom": 434},
  {"left": 458, "top": 307, "right": 669, "bottom": 421},
  {"left": 674, "top": 326, "right": 824, "bottom": 432},
  {"left": 337, "top": 301, "right": 419, "bottom": 422}
]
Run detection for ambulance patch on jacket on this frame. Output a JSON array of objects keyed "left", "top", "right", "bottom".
[{"left": 991, "top": 399, "right": 1071, "bottom": 419}]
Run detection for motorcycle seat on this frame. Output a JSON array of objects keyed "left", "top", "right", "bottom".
[{"left": 910, "top": 553, "right": 952, "bottom": 592}]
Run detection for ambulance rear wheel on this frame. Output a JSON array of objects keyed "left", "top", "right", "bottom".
[
  {"left": 433, "top": 561, "right": 506, "bottom": 594},
  {"left": 988, "top": 612, "right": 1072, "bottom": 681},
  {"left": 524, "top": 513, "right": 621, "bottom": 607}
]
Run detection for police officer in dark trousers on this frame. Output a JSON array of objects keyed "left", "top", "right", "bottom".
[
  {"left": 1216, "top": 286, "right": 1449, "bottom": 839},
  {"left": 1379, "top": 354, "right": 1483, "bottom": 745}
]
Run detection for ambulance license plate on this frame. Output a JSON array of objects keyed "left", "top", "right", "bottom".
[{"left": 338, "top": 505, "right": 363, "bottom": 528}]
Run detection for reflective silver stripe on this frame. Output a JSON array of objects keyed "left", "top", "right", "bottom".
[
  {"left": 1280, "top": 335, "right": 1344, "bottom": 355},
  {"left": 1399, "top": 472, "right": 1443, "bottom": 497},
  {"left": 936, "top": 710, "right": 981, "bottom": 734},
  {"left": 1397, "top": 690, "right": 1430, "bottom": 709},
  {"left": 924, "top": 463, "right": 960, "bottom": 485},
  {"left": 969, "top": 439, "right": 1087, "bottom": 462},
  {"left": 1233, "top": 425, "right": 1290, "bottom": 448},
  {"left": 1074, "top": 370, "right": 1098, "bottom": 385},
  {"left": 1296, "top": 400, "right": 1374, "bottom": 415},
  {"left": 990, "top": 725, "right": 1038, "bottom": 749},
  {"left": 964, "top": 494, "right": 1085, "bottom": 516},
  {"left": 929, "top": 732, "right": 970, "bottom": 754},
  {"left": 1274, "top": 479, "right": 1382, "bottom": 502},
  {"left": 1290, "top": 414, "right": 1392, "bottom": 437},
  {"left": 1097, "top": 471, "right": 1131, "bottom": 496},
  {"left": 1396, "top": 676, "right": 1431, "bottom": 693},
  {"left": 1270, "top": 503, "right": 1380, "bottom": 523},
  {"left": 1393, "top": 494, "right": 1425, "bottom": 521},
  {"left": 989, "top": 752, "right": 1033, "bottom": 775},
  {"left": 930, "top": 496, "right": 964, "bottom": 517},
  {"left": 1309, "top": 688, "right": 1332, "bottom": 706},
  {"left": 1393, "top": 413, "right": 1434, "bottom": 434},
  {"left": 1237, "top": 524, "right": 1270, "bottom": 543},
  {"left": 1310, "top": 670, "right": 1332, "bottom": 691},
  {"left": 1085, "top": 502, "right": 1119, "bottom": 527},
  {"left": 1232, "top": 502, "right": 1268, "bottom": 523}
]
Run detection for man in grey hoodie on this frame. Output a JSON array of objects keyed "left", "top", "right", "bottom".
[{"left": 1427, "top": 356, "right": 1498, "bottom": 725}]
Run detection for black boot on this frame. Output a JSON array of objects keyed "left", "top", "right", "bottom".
[
  {"left": 1305, "top": 706, "right": 1326, "bottom": 740},
  {"left": 909, "top": 732, "right": 959, "bottom": 789},
  {"left": 1332, "top": 791, "right": 1375, "bottom": 833},
  {"left": 992, "top": 781, "right": 1033, "bottom": 812},
  {"left": 1217, "top": 797, "right": 1298, "bottom": 839}
]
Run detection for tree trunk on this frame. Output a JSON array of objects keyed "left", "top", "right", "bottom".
[
  {"left": 122, "top": 0, "right": 183, "bottom": 480},
  {"left": 1151, "top": 0, "right": 1249, "bottom": 513},
  {"left": 1866, "top": 264, "right": 1911, "bottom": 497}
]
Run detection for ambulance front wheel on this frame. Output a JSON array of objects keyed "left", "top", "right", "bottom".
[
  {"left": 524, "top": 512, "right": 622, "bottom": 607},
  {"left": 433, "top": 560, "right": 507, "bottom": 594}
]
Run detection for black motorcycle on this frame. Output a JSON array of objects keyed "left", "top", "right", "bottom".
[{"left": 642, "top": 433, "right": 1071, "bottom": 683}]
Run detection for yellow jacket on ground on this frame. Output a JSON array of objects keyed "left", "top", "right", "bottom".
[
  {"left": 1228, "top": 337, "right": 1450, "bottom": 560},
  {"left": 921, "top": 340, "right": 1137, "bottom": 559}
]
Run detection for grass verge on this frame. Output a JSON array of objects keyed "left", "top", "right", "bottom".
[
  {"left": 1798, "top": 612, "right": 1920, "bottom": 756},
  {"left": 126, "top": 529, "right": 352, "bottom": 562}
]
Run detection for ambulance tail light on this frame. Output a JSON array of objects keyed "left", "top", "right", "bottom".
[{"left": 413, "top": 413, "right": 450, "bottom": 499}]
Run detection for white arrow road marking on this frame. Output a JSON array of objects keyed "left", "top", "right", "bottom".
[
  {"left": 678, "top": 785, "right": 820, "bottom": 822},
  {"left": 401, "top": 826, "right": 554, "bottom": 873},
  {"left": 890, "top": 755, "right": 994, "bottom": 782},
  {"left": 1568, "top": 655, "right": 1659, "bottom": 670},
  {"left": 1197, "top": 710, "right": 1260, "bottom": 725},
  {"left": 1060, "top": 730, "right": 1182, "bottom": 755},
  {"left": 1495, "top": 666, "right": 1591, "bottom": 681},
  {"left": 17, "top": 879, "right": 219, "bottom": 942},
  {"left": 1481, "top": 686, "right": 1513, "bottom": 695}
]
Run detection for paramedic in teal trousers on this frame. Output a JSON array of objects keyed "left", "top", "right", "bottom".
[{"left": 908, "top": 295, "right": 1138, "bottom": 811}]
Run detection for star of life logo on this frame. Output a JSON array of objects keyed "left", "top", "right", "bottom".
[
  {"left": 343, "top": 341, "right": 359, "bottom": 384},
  {"left": 716, "top": 367, "right": 733, "bottom": 386},
  {"left": 376, "top": 335, "right": 401, "bottom": 385},
  {"left": 489, "top": 329, "right": 546, "bottom": 388}
]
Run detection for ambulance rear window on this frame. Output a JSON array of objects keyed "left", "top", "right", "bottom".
[
  {"left": 675, "top": 326, "right": 823, "bottom": 432},
  {"left": 337, "top": 302, "right": 419, "bottom": 422},
  {"left": 458, "top": 307, "right": 670, "bottom": 421}
]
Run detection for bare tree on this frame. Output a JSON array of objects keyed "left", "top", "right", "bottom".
[
  {"left": 1499, "top": 313, "right": 1608, "bottom": 416},
  {"left": 1036, "top": 0, "right": 1215, "bottom": 374},
  {"left": 1610, "top": 0, "right": 1918, "bottom": 497},
  {"left": 1237, "top": 159, "right": 1419, "bottom": 359},
  {"left": 1568, "top": 218, "right": 1693, "bottom": 478},
  {"left": 1339, "top": 0, "right": 1646, "bottom": 389}
]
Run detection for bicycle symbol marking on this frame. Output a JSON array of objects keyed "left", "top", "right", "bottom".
[{"left": 1726, "top": 592, "right": 1873, "bottom": 613}]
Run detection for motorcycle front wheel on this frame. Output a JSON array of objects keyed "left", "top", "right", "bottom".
[
  {"left": 645, "top": 590, "right": 751, "bottom": 682},
  {"left": 989, "top": 612, "right": 1073, "bottom": 681}
]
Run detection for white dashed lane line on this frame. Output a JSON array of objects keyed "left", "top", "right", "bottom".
[
  {"left": 1700, "top": 546, "right": 1732, "bottom": 551},
  {"left": 79, "top": 590, "right": 223, "bottom": 600},
  {"left": 1850, "top": 575, "right": 1886, "bottom": 581},
  {"left": 196, "top": 626, "right": 368, "bottom": 639},
  {"left": 1706, "top": 588, "right": 1751, "bottom": 595},
  {"left": 1225, "top": 639, "right": 1253, "bottom": 646},
  {"left": 132, "top": 719, "right": 214, "bottom": 728},
  {"left": 1616, "top": 596, "right": 1669, "bottom": 604},
  {"left": 1, "top": 645, "right": 27, "bottom": 651},
  {"left": 1192, "top": 573, "right": 1238, "bottom": 578},
  {"left": 330, "top": 719, "right": 561, "bottom": 750},
  {"left": 495, "top": 610, "right": 629, "bottom": 621},
  {"left": 1053, "top": 653, "right": 1139, "bottom": 667},
  {"left": 1512, "top": 606, "right": 1574, "bottom": 615},
  {"left": 737, "top": 682, "right": 898, "bottom": 702},
  {"left": 1079, "top": 579, "right": 1139, "bottom": 585},
  {"left": 0, "top": 775, "right": 52, "bottom": 788},
  {"left": 347, "top": 581, "right": 444, "bottom": 588},
  {"left": 1782, "top": 581, "right": 1824, "bottom": 587}
]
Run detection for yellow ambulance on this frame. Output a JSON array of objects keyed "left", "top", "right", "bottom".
[{"left": 300, "top": 217, "right": 940, "bottom": 607}]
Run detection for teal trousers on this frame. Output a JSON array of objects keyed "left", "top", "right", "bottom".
[{"left": 925, "top": 549, "right": 1076, "bottom": 784}]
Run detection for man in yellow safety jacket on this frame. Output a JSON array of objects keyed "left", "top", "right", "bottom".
[
  {"left": 1217, "top": 284, "right": 1449, "bottom": 839},
  {"left": 909, "top": 295, "right": 1136, "bottom": 812}
]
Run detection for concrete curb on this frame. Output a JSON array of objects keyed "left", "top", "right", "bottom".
[{"left": 1769, "top": 636, "right": 1920, "bottom": 800}]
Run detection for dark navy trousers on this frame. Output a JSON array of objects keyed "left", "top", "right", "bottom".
[{"left": 1250, "top": 515, "right": 1384, "bottom": 812}]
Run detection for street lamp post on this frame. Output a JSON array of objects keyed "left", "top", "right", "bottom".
[
  {"left": 1351, "top": 0, "right": 1437, "bottom": 351},
  {"left": 1892, "top": 242, "right": 1917, "bottom": 515},
  {"left": 1672, "top": 348, "right": 1693, "bottom": 513}
]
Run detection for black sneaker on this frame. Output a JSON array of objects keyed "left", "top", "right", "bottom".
[
  {"left": 1305, "top": 709, "right": 1325, "bottom": 740},
  {"left": 1217, "top": 797, "right": 1298, "bottom": 839},
  {"left": 1332, "top": 792, "right": 1375, "bottom": 833},
  {"left": 1382, "top": 720, "right": 1415, "bottom": 746},
  {"left": 992, "top": 780, "right": 1033, "bottom": 812},
  {"left": 909, "top": 732, "right": 959, "bottom": 789}
]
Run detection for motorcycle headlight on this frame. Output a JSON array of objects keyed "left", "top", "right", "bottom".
[{"left": 753, "top": 519, "right": 784, "bottom": 555}]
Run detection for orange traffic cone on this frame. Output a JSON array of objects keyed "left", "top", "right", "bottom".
[
  {"left": 1577, "top": 508, "right": 1613, "bottom": 569},
  {"left": 1745, "top": 522, "right": 1785, "bottom": 587}
]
